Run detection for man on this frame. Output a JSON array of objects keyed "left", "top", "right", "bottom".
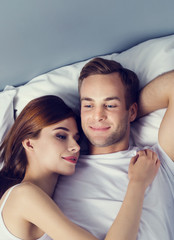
[{"left": 54, "top": 58, "right": 174, "bottom": 240}]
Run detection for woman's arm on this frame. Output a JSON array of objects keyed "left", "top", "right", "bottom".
[
  {"left": 15, "top": 183, "right": 98, "bottom": 240},
  {"left": 11, "top": 150, "right": 159, "bottom": 240},
  {"left": 104, "top": 149, "right": 160, "bottom": 240}
]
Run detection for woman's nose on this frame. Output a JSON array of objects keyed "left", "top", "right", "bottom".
[{"left": 68, "top": 140, "right": 80, "bottom": 153}]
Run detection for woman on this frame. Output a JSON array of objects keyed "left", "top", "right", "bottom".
[{"left": 0, "top": 95, "right": 160, "bottom": 240}]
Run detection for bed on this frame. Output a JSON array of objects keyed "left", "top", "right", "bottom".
[{"left": 0, "top": 0, "right": 174, "bottom": 238}]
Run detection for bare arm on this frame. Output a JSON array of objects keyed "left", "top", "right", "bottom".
[
  {"left": 138, "top": 70, "right": 174, "bottom": 161},
  {"left": 17, "top": 183, "right": 98, "bottom": 240},
  {"left": 104, "top": 149, "right": 160, "bottom": 240},
  {"left": 16, "top": 150, "right": 159, "bottom": 240}
]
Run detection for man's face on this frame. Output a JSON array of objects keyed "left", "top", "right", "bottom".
[{"left": 80, "top": 72, "right": 136, "bottom": 154}]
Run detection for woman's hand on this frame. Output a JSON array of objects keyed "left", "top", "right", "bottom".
[
  {"left": 128, "top": 149, "right": 160, "bottom": 189},
  {"left": 105, "top": 149, "right": 160, "bottom": 240}
]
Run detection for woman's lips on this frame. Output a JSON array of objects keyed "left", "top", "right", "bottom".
[{"left": 62, "top": 156, "right": 78, "bottom": 164}]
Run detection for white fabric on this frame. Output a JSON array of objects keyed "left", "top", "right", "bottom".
[
  {"left": 0, "top": 86, "right": 16, "bottom": 170},
  {"left": 0, "top": 185, "right": 48, "bottom": 240},
  {"left": 54, "top": 143, "right": 174, "bottom": 240},
  {"left": 0, "top": 86, "right": 16, "bottom": 144},
  {"left": 0, "top": 35, "right": 174, "bottom": 149}
]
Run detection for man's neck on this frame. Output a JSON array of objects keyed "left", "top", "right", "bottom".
[{"left": 89, "top": 142, "right": 129, "bottom": 155}]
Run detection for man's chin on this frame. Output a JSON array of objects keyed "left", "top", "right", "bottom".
[{"left": 89, "top": 138, "right": 110, "bottom": 148}]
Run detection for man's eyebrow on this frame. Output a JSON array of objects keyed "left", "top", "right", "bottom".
[
  {"left": 81, "top": 97, "right": 94, "bottom": 101},
  {"left": 105, "top": 97, "right": 121, "bottom": 101},
  {"left": 81, "top": 97, "right": 121, "bottom": 101}
]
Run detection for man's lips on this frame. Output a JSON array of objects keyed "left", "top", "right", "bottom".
[
  {"left": 62, "top": 156, "right": 78, "bottom": 164},
  {"left": 89, "top": 126, "right": 110, "bottom": 131}
]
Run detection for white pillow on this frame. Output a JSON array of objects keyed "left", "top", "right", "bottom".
[
  {"left": 114, "top": 34, "right": 174, "bottom": 89},
  {"left": 14, "top": 61, "right": 88, "bottom": 116},
  {"left": 1, "top": 34, "right": 174, "bottom": 147},
  {"left": 0, "top": 86, "right": 16, "bottom": 143}
]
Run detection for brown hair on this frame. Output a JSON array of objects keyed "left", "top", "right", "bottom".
[
  {"left": 0, "top": 95, "right": 76, "bottom": 197},
  {"left": 79, "top": 57, "right": 139, "bottom": 109}
]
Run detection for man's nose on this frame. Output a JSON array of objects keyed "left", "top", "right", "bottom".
[{"left": 92, "top": 107, "right": 106, "bottom": 121}]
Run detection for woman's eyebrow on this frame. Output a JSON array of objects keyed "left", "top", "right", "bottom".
[
  {"left": 53, "top": 127, "right": 79, "bottom": 137},
  {"left": 53, "top": 127, "right": 69, "bottom": 132}
]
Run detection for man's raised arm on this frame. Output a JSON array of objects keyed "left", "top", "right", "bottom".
[{"left": 138, "top": 70, "right": 174, "bottom": 161}]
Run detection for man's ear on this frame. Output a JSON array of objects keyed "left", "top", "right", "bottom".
[
  {"left": 129, "top": 102, "right": 138, "bottom": 122},
  {"left": 22, "top": 139, "right": 34, "bottom": 152}
]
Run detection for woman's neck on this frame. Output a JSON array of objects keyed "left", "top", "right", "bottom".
[{"left": 22, "top": 171, "right": 59, "bottom": 198}]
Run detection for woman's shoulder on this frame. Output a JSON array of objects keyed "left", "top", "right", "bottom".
[
  {"left": 12, "top": 181, "right": 41, "bottom": 194},
  {"left": 4, "top": 182, "right": 39, "bottom": 197},
  {"left": 0, "top": 183, "right": 36, "bottom": 226},
  {"left": 0, "top": 184, "right": 21, "bottom": 208},
  {"left": 0, "top": 183, "right": 47, "bottom": 239},
  {"left": 12, "top": 182, "right": 49, "bottom": 205},
  {"left": 0, "top": 182, "right": 45, "bottom": 209},
  {"left": 0, "top": 181, "right": 50, "bottom": 228}
]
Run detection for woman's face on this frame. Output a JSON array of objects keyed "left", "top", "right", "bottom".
[{"left": 29, "top": 117, "right": 80, "bottom": 176}]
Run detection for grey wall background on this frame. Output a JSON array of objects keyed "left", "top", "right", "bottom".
[{"left": 0, "top": 0, "right": 174, "bottom": 91}]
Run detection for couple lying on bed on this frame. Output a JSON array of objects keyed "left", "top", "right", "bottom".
[{"left": 0, "top": 58, "right": 173, "bottom": 240}]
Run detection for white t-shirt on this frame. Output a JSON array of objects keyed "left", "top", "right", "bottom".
[
  {"left": 0, "top": 185, "right": 49, "bottom": 240},
  {"left": 53, "top": 143, "right": 174, "bottom": 240}
]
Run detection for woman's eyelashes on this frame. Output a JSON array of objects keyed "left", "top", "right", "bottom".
[
  {"left": 56, "top": 132, "right": 80, "bottom": 143},
  {"left": 56, "top": 133, "right": 67, "bottom": 140}
]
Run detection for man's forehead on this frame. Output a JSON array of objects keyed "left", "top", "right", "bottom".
[
  {"left": 80, "top": 73, "right": 122, "bottom": 90},
  {"left": 80, "top": 77, "right": 124, "bottom": 99}
]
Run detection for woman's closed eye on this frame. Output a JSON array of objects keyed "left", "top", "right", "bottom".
[{"left": 56, "top": 134, "right": 67, "bottom": 140}]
